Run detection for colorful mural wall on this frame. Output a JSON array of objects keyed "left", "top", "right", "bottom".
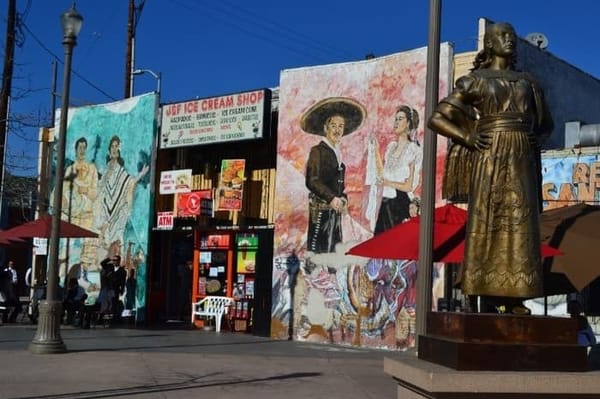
[
  {"left": 51, "top": 93, "right": 157, "bottom": 322},
  {"left": 272, "top": 46, "right": 453, "bottom": 349},
  {"left": 542, "top": 151, "right": 600, "bottom": 210}
]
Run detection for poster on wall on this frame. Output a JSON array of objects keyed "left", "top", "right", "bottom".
[
  {"left": 51, "top": 92, "right": 157, "bottom": 323},
  {"left": 270, "top": 45, "right": 453, "bottom": 349},
  {"left": 216, "top": 159, "right": 245, "bottom": 211},
  {"left": 176, "top": 190, "right": 212, "bottom": 217},
  {"left": 159, "top": 169, "right": 192, "bottom": 194}
]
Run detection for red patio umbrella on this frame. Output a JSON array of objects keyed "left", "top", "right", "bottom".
[
  {"left": 346, "top": 203, "right": 561, "bottom": 262},
  {"left": 0, "top": 215, "right": 98, "bottom": 240},
  {"left": 0, "top": 236, "right": 26, "bottom": 246},
  {"left": 346, "top": 204, "right": 467, "bottom": 262}
]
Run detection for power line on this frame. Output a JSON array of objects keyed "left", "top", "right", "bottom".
[
  {"left": 168, "top": 0, "right": 355, "bottom": 64},
  {"left": 19, "top": 21, "right": 117, "bottom": 102},
  {"left": 206, "top": 0, "right": 356, "bottom": 60}
]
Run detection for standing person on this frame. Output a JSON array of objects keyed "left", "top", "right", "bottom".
[
  {"left": 5, "top": 261, "right": 18, "bottom": 291},
  {"left": 428, "top": 22, "right": 553, "bottom": 313},
  {"left": 108, "top": 255, "right": 127, "bottom": 323},
  {"left": 0, "top": 264, "right": 21, "bottom": 323},
  {"left": 94, "top": 135, "right": 149, "bottom": 264},
  {"left": 124, "top": 268, "right": 137, "bottom": 313},
  {"left": 178, "top": 260, "right": 193, "bottom": 321},
  {"left": 368, "top": 105, "right": 422, "bottom": 233},
  {"left": 301, "top": 97, "right": 367, "bottom": 253}
]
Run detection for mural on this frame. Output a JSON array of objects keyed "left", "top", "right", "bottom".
[
  {"left": 272, "top": 46, "right": 452, "bottom": 349},
  {"left": 542, "top": 152, "right": 600, "bottom": 210},
  {"left": 51, "top": 93, "right": 156, "bottom": 323}
]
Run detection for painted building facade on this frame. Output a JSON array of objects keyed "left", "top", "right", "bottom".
[{"left": 271, "top": 45, "right": 453, "bottom": 349}]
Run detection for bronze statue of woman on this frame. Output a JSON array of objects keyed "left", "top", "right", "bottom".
[{"left": 428, "top": 22, "right": 553, "bottom": 313}]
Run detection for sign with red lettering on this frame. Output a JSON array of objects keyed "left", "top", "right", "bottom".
[
  {"left": 160, "top": 89, "right": 271, "bottom": 148},
  {"left": 156, "top": 211, "right": 174, "bottom": 230},
  {"left": 159, "top": 169, "right": 192, "bottom": 194}
]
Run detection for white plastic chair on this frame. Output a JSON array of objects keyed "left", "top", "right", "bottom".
[{"left": 191, "top": 296, "right": 234, "bottom": 332}]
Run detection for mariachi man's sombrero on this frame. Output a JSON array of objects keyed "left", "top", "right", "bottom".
[{"left": 300, "top": 97, "right": 367, "bottom": 136}]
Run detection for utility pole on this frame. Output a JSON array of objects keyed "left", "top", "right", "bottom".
[
  {"left": 124, "top": 0, "right": 135, "bottom": 98},
  {"left": 38, "top": 61, "right": 58, "bottom": 216},
  {"left": 0, "top": 0, "right": 16, "bottom": 225},
  {"left": 124, "top": 0, "right": 147, "bottom": 99}
]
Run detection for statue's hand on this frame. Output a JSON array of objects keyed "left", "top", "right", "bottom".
[{"left": 465, "top": 131, "right": 492, "bottom": 151}]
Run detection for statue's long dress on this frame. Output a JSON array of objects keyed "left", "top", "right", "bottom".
[{"left": 446, "top": 69, "right": 551, "bottom": 298}]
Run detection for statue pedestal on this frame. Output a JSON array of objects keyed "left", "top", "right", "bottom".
[
  {"left": 418, "top": 312, "right": 588, "bottom": 371},
  {"left": 384, "top": 354, "right": 600, "bottom": 399},
  {"left": 383, "top": 312, "right": 597, "bottom": 398}
]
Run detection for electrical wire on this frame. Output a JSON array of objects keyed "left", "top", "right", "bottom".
[
  {"left": 205, "top": 0, "right": 355, "bottom": 60},
  {"left": 19, "top": 21, "right": 117, "bottom": 102},
  {"left": 168, "top": 0, "right": 356, "bottom": 64}
]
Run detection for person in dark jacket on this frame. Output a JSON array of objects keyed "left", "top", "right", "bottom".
[{"left": 0, "top": 266, "right": 21, "bottom": 323}]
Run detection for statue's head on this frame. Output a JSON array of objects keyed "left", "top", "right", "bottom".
[{"left": 473, "top": 22, "right": 517, "bottom": 70}]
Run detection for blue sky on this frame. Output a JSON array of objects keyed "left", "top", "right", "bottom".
[{"left": 5, "top": 0, "right": 600, "bottom": 176}]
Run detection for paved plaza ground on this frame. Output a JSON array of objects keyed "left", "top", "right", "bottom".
[{"left": 0, "top": 323, "right": 401, "bottom": 399}]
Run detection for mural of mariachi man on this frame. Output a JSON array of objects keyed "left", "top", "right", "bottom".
[{"left": 301, "top": 97, "right": 367, "bottom": 253}]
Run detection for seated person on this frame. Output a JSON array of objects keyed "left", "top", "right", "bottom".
[
  {"left": 567, "top": 300, "right": 597, "bottom": 347},
  {"left": 63, "top": 277, "right": 87, "bottom": 325}
]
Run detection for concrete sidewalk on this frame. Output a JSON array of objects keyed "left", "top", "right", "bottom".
[{"left": 0, "top": 324, "right": 401, "bottom": 399}]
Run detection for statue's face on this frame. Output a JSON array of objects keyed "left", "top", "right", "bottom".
[
  {"left": 324, "top": 115, "right": 345, "bottom": 146},
  {"left": 487, "top": 23, "right": 516, "bottom": 57}
]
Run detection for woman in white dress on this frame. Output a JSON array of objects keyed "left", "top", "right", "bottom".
[{"left": 372, "top": 105, "right": 422, "bottom": 234}]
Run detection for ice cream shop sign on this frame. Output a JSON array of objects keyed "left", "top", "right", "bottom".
[{"left": 160, "top": 89, "right": 271, "bottom": 148}]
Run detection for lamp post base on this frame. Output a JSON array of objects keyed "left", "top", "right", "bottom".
[{"left": 29, "top": 300, "right": 67, "bottom": 354}]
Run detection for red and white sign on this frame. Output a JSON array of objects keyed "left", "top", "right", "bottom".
[
  {"left": 160, "top": 89, "right": 270, "bottom": 148},
  {"left": 156, "top": 211, "right": 174, "bottom": 230},
  {"left": 177, "top": 190, "right": 212, "bottom": 217}
]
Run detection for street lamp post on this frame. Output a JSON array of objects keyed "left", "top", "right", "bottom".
[
  {"left": 132, "top": 68, "right": 161, "bottom": 95},
  {"left": 29, "top": 4, "right": 83, "bottom": 355},
  {"left": 415, "top": 0, "right": 441, "bottom": 345}
]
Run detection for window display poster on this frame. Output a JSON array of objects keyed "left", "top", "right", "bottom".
[
  {"left": 237, "top": 249, "right": 257, "bottom": 274},
  {"left": 199, "top": 251, "right": 212, "bottom": 263},
  {"left": 200, "top": 234, "right": 230, "bottom": 249},
  {"left": 177, "top": 190, "right": 212, "bottom": 217},
  {"left": 217, "top": 159, "right": 245, "bottom": 211},
  {"left": 245, "top": 279, "right": 254, "bottom": 298},
  {"left": 236, "top": 233, "right": 258, "bottom": 248},
  {"left": 198, "top": 277, "right": 207, "bottom": 297},
  {"left": 159, "top": 169, "right": 192, "bottom": 194}
]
